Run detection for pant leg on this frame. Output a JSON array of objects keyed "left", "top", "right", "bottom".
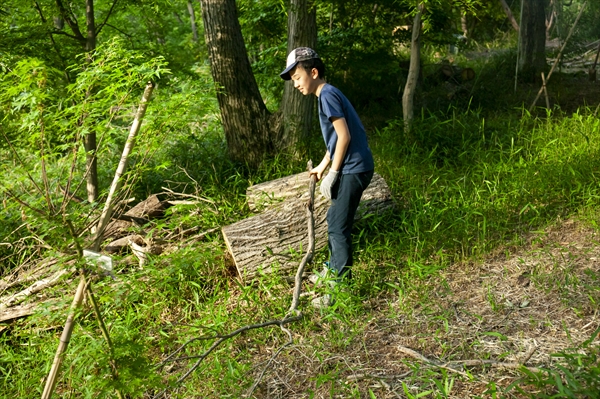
[{"left": 327, "top": 170, "right": 374, "bottom": 278}]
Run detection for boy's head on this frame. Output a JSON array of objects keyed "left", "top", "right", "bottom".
[{"left": 280, "top": 47, "right": 325, "bottom": 81}]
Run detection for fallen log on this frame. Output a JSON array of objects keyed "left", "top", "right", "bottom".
[
  {"left": 125, "top": 194, "right": 169, "bottom": 218},
  {"left": 223, "top": 171, "right": 394, "bottom": 282}
]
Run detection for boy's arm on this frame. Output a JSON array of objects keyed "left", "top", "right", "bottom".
[
  {"left": 317, "top": 117, "right": 351, "bottom": 200},
  {"left": 329, "top": 117, "right": 351, "bottom": 172},
  {"left": 310, "top": 151, "right": 331, "bottom": 181}
]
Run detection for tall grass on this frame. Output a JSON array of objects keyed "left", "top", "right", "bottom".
[{"left": 356, "top": 107, "right": 600, "bottom": 282}]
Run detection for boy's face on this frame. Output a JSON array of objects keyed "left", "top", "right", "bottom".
[{"left": 290, "top": 65, "right": 320, "bottom": 96}]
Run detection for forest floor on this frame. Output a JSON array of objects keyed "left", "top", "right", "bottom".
[{"left": 243, "top": 217, "right": 600, "bottom": 398}]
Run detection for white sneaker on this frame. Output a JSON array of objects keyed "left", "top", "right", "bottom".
[
  {"left": 311, "top": 294, "right": 334, "bottom": 309},
  {"left": 308, "top": 266, "right": 337, "bottom": 287}
]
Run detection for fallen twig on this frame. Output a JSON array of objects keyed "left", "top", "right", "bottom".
[
  {"left": 346, "top": 371, "right": 412, "bottom": 381},
  {"left": 160, "top": 186, "right": 215, "bottom": 204},
  {"left": 397, "top": 344, "right": 542, "bottom": 382},
  {"left": 0, "top": 257, "right": 58, "bottom": 293},
  {"left": 151, "top": 315, "right": 301, "bottom": 399}
]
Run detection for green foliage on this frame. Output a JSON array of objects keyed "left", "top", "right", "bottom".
[
  {"left": 2, "top": 1, "right": 600, "bottom": 398},
  {"left": 0, "top": 38, "right": 169, "bottom": 265}
]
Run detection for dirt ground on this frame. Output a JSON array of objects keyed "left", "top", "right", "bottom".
[{"left": 250, "top": 218, "right": 600, "bottom": 398}]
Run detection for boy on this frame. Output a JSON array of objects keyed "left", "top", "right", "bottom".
[{"left": 280, "top": 47, "right": 374, "bottom": 308}]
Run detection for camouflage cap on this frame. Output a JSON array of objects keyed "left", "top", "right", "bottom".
[{"left": 279, "top": 47, "right": 320, "bottom": 80}]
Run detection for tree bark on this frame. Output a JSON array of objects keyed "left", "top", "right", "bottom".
[
  {"left": 200, "top": 0, "right": 280, "bottom": 166},
  {"left": 224, "top": 172, "right": 394, "bottom": 281},
  {"left": 518, "top": 0, "right": 546, "bottom": 82},
  {"left": 84, "top": 0, "right": 99, "bottom": 202},
  {"left": 499, "top": 0, "right": 520, "bottom": 31},
  {"left": 279, "top": 0, "right": 317, "bottom": 156},
  {"left": 402, "top": 3, "right": 423, "bottom": 133},
  {"left": 55, "top": 0, "right": 100, "bottom": 202},
  {"left": 187, "top": 2, "right": 198, "bottom": 42}
]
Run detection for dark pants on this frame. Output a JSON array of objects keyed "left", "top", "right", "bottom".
[{"left": 327, "top": 170, "right": 374, "bottom": 278}]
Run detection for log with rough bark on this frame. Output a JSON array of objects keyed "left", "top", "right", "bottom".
[{"left": 223, "top": 171, "right": 394, "bottom": 282}]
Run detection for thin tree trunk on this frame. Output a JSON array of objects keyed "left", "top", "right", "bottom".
[
  {"left": 460, "top": 12, "right": 468, "bottom": 38},
  {"left": 546, "top": 0, "right": 556, "bottom": 37},
  {"left": 54, "top": 0, "right": 100, "bottom": 202},
  {"left": 402, "top": 3, "right": 423, "bottom": 133},
  {"left": 200, "top": 0, "right": 280, "bottom": 166},
  {"left": 499, "top": 0, "right": 520, "bottom": 31},
  {"left": 84, "top": 0, "right": 99, "bottom": 202},
  {"left": 518, "top": 0, "right": 546, "bottom": 82},
  {"left": 187, "top": 2, "right": 198, "bottom": 42},
  {"left": 279, "top": 0, "right": 317, "bottom": 156}
]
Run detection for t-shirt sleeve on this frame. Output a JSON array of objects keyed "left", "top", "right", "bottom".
[{"left": 320, "top": 90, "right": 345, "bottom": 121}]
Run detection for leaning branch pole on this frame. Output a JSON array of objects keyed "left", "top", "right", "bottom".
[
  {"left": 41, "top": 274, "right": 88, "bottom": 399},
  {"left": 529, "top": 1, "right": 587, "bottom": 111},
  {"left": 93, "top": 81, "right": 155, "bottom": 250}
]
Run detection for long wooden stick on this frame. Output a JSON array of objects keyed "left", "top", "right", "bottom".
[
  {"left": 86, "top": 284, "right": 124, "bottom": 399},
  {"left": 289, "top": 160, "right": 316, "bottom": 313},
  {"left": 41, "top": 273, "right": 88, "bottom": 399},
  {"left": 499, "top": 0, "right": 519, "bottom": 31},
  {"left": 529, "top": 1, "right": 587, "bottom": 111},
  {"left": 541, "top": 72, "right": 550, "bottom": 109},
  {"left": 93, "top": 81, "right": 155, "bottom": 250}
]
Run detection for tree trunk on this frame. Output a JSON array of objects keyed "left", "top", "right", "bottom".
[
  {"left": 200, "top": 0, "right": 280, "bottom": 166},
  {"left": 187, "top": 2, "right": 198, "bottom": 42},
  {"left": 224, "top": 172, "right": 394, "bottom": 282},
  {"left": 54, "top": 0, "right": 101, "bottom": 202},
  {"left": 279, "top": 0, "right": 317, "bottom": 156},
  {"left": 84, "top": 0, "right": 99, "bottom": 202},
  {"left": 460, "top": 12, "right": 468, "bottom": 38},
  {"left": 402, "top": 3, "right": 423, "bottom": 133},
  {"left": 518, "top": 0, "right": 546, "bottom": 82},
  {"left": 499, "top": 0, "right": 520, "bottom": 31}
]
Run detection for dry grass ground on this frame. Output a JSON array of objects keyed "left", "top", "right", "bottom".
[{"left": 245, "top": 218, "right": 600, "bottom": 398}]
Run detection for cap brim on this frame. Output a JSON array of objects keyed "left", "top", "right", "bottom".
[{"left": 279, "top": 62, "right": 298, "bottom": 80}]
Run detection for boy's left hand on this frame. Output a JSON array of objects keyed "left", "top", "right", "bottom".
[{"left": 320, "top": 170, "right": 339, "bottom": 200}]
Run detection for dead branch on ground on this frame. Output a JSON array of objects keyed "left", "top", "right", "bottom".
[
  {"left": 151, "top": 162, "right": 317, "bottom": 399},
  {"left": 397, "top": 344, "right": 541, "bottom": 382},
  {"left": 0, "top": 267, "right": 73, "bottom": 310}
]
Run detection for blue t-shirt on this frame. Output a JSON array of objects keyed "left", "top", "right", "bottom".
[{"left": 318, "top": 84, "right": 374, "bottom": 174}]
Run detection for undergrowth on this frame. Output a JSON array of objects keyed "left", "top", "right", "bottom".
[{"left": 2, "top": 105, "right": 600, "bottom": 398}]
